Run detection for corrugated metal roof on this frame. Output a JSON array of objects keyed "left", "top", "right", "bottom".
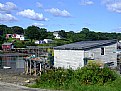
[{"left": 54, "top": 39, "right": 117, "bottom": 50}]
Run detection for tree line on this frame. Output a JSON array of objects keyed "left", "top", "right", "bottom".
[{"left": 0, "top": 24, "right": 121, "bottom": 47}]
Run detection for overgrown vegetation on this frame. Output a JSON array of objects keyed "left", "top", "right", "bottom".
[{"left": 30, "top": 62, "right": 120, "bottom": 91}]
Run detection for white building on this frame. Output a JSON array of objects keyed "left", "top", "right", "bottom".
[
  {"left": 44, "top": 39, "right": 53, "bottom": 43},
  {"left": 35, "top": 40, "right": 45, "bottom": 44},
  {"left": 12, "top": 34, "right": 25, "bottom": 40},
  {"left": 53, "top": 32, "right": 63, "bottom": 39},
  {"left": 54, "top": 40, "right": 117, "bottom": 70},
  {"left": 16, "top": 34, "right": 24, "bottom": 40}
]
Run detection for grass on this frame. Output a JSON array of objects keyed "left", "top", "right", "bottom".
[{"left": 29, "top": 77, "right": 121, "bottom": 91}]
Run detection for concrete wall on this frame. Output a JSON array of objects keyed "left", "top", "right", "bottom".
[
  {"left": 54, "top": 50, "right": 84, "bottom": 70},
  {"left": 84, "top": 43, "right": 117, "bottom": 67}
]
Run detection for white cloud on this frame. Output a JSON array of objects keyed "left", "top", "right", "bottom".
[
  {"left": 36, "top": 2, "right": 43, "bottom": 8},
  {"left": 103, "top": 0, "right": 121, "bottom": 13},
  {"left": 17, "top": 9, "right": 48, "bottom": 21},
  {"left": 0, "top": 2, "right": 17, "bottom": 13},
  {"left": 80, "top": 0, "right": 94, "bottom": 5},
  {"left": 45, "top": 8, "right": 71, "bottom": 17},
  {"left": 0, "top": 13, "right": 17, "bottom": 22},
  {"left": 32, "top": 23, "right": 45, "bottom": 27}
]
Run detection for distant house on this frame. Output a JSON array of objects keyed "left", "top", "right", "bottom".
[
  {"left": 12, "top": 34, "right": 17, "bottom": 38},
  {"left": 53, "top": 32, "right": 63, "bottom": 39},
  {"left": 16, "top": 34, "right": 24, "bottom": 40},
  {"left": 2, "top": 43, "right": 14, "bottom": 51},
  {"left": 54, "top": 40, "right": 117, "bottom": 70},
  {"left": 35, "top": 40, "right": 45, "bottom": 44},
  {"left": 6, "top": 34, "right": 12, "bottom": 39},
  {"left": 44, "top": 39, "right": 53, "bottom": 43},
  {"left": 11, "top": 34, "right": 25, "bottom": 40}
]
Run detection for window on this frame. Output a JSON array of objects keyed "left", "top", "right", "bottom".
[{"left": 101, "top": 47, "right": 104, "bottom": 55}]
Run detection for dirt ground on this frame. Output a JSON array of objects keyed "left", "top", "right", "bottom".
[
  {"left": 0, "top": 69, "right": 59, "bottom": 91},
  {"left": 0, "top": 69, "right": 37, "bottom": 86}
]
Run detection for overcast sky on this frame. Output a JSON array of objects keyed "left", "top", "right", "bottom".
[{"left": 0, "top": 0, "right": 121, "bottom": 32}]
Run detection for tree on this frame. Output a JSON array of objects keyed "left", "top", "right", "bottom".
[
  {"left": 12, "top": 26, "right": 24, "bottom": 34},
  {"left": 47, "top": 32, "right": 54, "bottom": 39},
  {"left": 59, "top": 30, "right": 67, "bottom": 38},
  {"left": 6, "top": 27, "right": 13, "bottom": 34},
  {"left": 0, "top": 24, "right": 7, "bottom": 35},
  {"left": 25, "top": 25, "right": 40, "bottom": 42},
  {"left": 25, "top": 26, "right": 48, "bottom": 42},
  {"left": 39, "top": 28, "right": 48, "bottom": 40}
]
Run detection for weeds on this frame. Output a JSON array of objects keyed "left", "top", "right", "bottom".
[{"left": 30, "top": 62, "right": 119, "bottom": 91}]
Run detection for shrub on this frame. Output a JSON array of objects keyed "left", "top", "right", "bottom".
[
  {"left": 32, "top": 62, "right": 118, "bottom": 90},
  {"left": 76, "top": 62, "right": 117, "bottom": 85},
  {"left": 25, "top": 41, "right": 36, "bottom": 46},
  {"left": 14, "top": 41, "right": 26, "bottom": 48},
  {"left": 35, "top": 68, "right": 75, "bottom": 89}
]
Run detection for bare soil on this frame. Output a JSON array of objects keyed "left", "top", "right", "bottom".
[{"left": 0, "top": 69, "right": 37, "bottom": 86}]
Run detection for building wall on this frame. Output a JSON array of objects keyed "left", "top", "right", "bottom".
[
  {"left": 54, "top": 50, "right": 84, "bottom": 70},
  {"left": 84, "top": 43, "right": 117, "bottom": 67},
  {"left": 44, "top": 39, "right": 53, "bottom": 43},
  {"left": 2, "top": 45, "right": 12, "bottom": 51},
  {"left": 20, "top": 37, "right": 24, "bottom": 40},
  {"left": 35, "top": 40, "right": 39, "bottom": 44}
]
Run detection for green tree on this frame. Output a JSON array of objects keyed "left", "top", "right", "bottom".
[
  {"left": 25, "top": 26, "right": 48, "bottom": 42},
  {"left": 25, "top": 25, "right": 40, "bottom": 42},
  {"left": 47, "top": 32, "right": 54, "bottom": 39},
  {"left": 59, "top": 30, "right": 67, "bottom": 38},
  {"left": 39, "top": 28, "right": 48, "bottom": 40},
  {"left": 81, "top": 28, "right": 90, "bottom": 34},
  {"left": 11, "top": 26, "right": 24, "bottom": 34},
  {"left": 0, "top": 24, "right": 7, "bottom": 35}
]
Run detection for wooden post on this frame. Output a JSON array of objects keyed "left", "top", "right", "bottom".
[
  {"left": 39, "top": 63, "right": 42, "bottom": 76},
  {"left": 34, "top": 61, "right": 37, "bottom": 76},
  {"left": 24, "top": 60, "right": 26, "bottom": 74},
  {"left": 29, "top": 59, "right": 32, "bottom": 75},
  {"left": 26, "top": 60, "right": 28, "bottom": 74}
]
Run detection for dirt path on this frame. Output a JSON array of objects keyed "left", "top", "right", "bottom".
[{"left": 0, "top": 81, "right": 51, "bottom": 91}]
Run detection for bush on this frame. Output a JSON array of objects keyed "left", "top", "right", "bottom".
[
  {"left": 14, "top": 41, "right": 26, "bottom": 48},
  {"left": 25, "top": 41, "right": 36, "bottom": 46},
  {"left": 35, "top": 68, "right": 75, "bottom": 89},
  {"left": 31, "top": 62, "right": 118, "bottom": 90},
  {"left": 76, "top": 62, "right": 117, "bottom": 85}
]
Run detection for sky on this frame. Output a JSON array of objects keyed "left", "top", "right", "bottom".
[{"left": 0, "top": 0, "right": 121, "bottom": 32}]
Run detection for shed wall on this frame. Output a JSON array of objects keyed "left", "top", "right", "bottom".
[
  {"left": 54, "top": 50, "right": 84, "bottom": 70},
  {"left": 84, "top": 43, "right": 117, "bottom": 67}
]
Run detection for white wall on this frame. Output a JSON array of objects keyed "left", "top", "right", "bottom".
[
  {"left": 20, "top": 37, "right": 24, "bottom": 40},
  {"left": 84, "top": 43, "right": 117, "bottom": 67},
  {"left": 35, "top": 40, "right": 39, "bottom": 44},
  {"left": 54, "top": 50, "right": 84, "bottom": 70},
  {"left": 44, "top": 39, "right": 53, "bottom": 43}
]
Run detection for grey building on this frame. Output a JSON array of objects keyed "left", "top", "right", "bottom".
[{"left": 54, "top": 40, "right": 117, "bottom": 70}]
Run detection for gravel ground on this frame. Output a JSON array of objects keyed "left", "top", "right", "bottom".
[
  {"left": 0, "top": 81, "right": 50, "bottom": 91},
  {"left": 0, "top": 69, "right": 37, "bottom": 86},
  {"left": 0, "top": 69, "right": 58, "bottom": 91}
]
